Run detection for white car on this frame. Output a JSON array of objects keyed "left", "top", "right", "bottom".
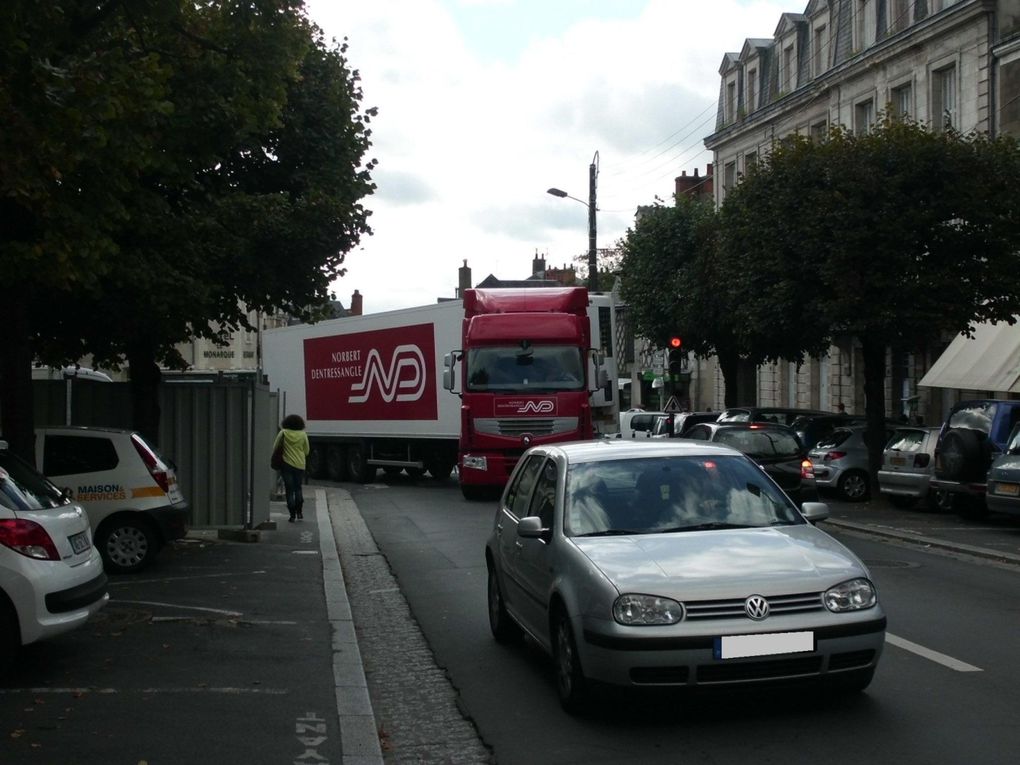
[
  {"left": 1, "top": 441, "right": 109, "bottom": 674},
  {"left": 485, "top": 439, "right": 885, "bottom": 711},
  {"left": 35, "top": 427, "right": 189, "bottom": 574}
]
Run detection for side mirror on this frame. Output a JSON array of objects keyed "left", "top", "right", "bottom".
[
  {"left": 800, "top": 501, "right": 830, "bottom": 524},
  {"left": 442, "top": 352, "right": 459, "bottom": 392},
  {"left": 517, "top": 515, "right": 549, "bottom": 540}
]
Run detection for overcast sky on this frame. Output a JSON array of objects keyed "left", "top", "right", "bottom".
[{"left": 305, "top": 0, "right": 787, "bottom": 314}]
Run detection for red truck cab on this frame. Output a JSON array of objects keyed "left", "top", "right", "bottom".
[{"left": 444, "top": 287, "right": 607, "bottom": 500}]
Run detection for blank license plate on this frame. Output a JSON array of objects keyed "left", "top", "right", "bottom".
[
  {"left": 68, "top": 530, "right": 91, "bottom": 554},
  {"left": 715, "top": 631, "right": 815, "bottom": 659},
  {"left": 890, "top": 456, "right": 906, "bottom": 466},
  {"left": 994, "top": 482, "right": 1020, "bottom": 496}
]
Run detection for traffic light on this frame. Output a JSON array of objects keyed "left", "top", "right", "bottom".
[{"left": 667, "top": 337, "right": 684, "bottom": 377}]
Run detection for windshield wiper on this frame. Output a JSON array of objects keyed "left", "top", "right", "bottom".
[{"left": 661, "top": 522, "right": 757, "bottom": 532}]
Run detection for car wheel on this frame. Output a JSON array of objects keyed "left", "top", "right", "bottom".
[
  {"left": 831, "top": 666, "right": 875, "bottom": 693},
  {"left": 552, "top": 608, "right": 589, "bottom": 714},
  {"left": 888, "top": 495, "right": 916, "bottom": 509},
  {"left": 0, "top": 597, "right": 19, "bottom": 676},
  {"left": 838, "top": 470, "right": 870, "bottom": 502},
  {"left": 928, "top": 489, "right": 955, "bottom": 513},
  {"left": 97, "top": 517, "right": 159, "bottom": 574},
  {"left": 487, "top": 563, "right": 521, "bottom": 643}
]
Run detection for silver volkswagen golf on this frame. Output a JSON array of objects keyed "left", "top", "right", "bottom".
[{"left": 485, "top": 439, "right": 885, "bottom": 712}]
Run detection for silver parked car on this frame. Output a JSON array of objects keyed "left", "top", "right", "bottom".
[
  {"left": 809, "top": 425, "right": 895, "bottom": 502},
  {"left": 878, "top": 426, "right": 952, "bottom": 511},
  {"left": 485, "top": 439, "right": 886, "bottom": 711},
  {"left": 986, "top": 422, "right": 1020, "bottom": 518}
]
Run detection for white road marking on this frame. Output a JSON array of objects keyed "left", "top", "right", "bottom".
[
  {"left": 108, "top": 570, "right": 267, "bottom": 585},
  {"left": 113, "top": 600, "right": 243, "bottom": 617},
  {"left": 886, "top": 632, "right": 983, "bottom": 672}
]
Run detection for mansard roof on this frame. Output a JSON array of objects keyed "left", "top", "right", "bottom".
[
  {"left": 775, "top": 12, "right": 807, "bottom": 37},
  {"left": 719, "top": 51, "right": 740, "bottom": 75},
  {"left": 739, "top": 38, "right": 773, "bottom": 61},
  {"left": 804, "top": 0, "right": 829, "bottom": 18}
]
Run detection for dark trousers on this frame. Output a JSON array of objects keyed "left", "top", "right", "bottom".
[{"left": 280, "top": 463, "right": 305, "bottom": 516}]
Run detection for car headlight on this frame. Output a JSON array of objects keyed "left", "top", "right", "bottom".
[
  {"left": 462, "top": 455, "right": 487, "bottom": 471},
  {"left": 824, "top": 578, "right": 877, "bottom": 612},
  {"left": 613, "top": 594, "right": 684, "bottom": 625}
]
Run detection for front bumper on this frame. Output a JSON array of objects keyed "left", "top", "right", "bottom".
[{"left": 576, "top": 613, "right": 886, "bottom": 688}]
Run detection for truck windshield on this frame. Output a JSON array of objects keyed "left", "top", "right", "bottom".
[{"left": 466, "top": 346, "right": 584, "bottom": 392}]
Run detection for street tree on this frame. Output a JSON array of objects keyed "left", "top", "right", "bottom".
[
  {"left": 720, "top": 117, "right": 1020, "bottom": 481},
  {"left": 619, "top": 195, "right": 750, "bottom": 406},
  {"left": 2, "top": 1, "right": 376, "bottom": 453}
]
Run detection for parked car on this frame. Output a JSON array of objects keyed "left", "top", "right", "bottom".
[
  {"left": 617, "top": 409, "right": 666, "bottom": 439},
  {"left": 877, "top": 426, "right": 951, "bottom": 511},
  {"left": 649, "top": 411, "right": 720, "bottom": 439},
  {"left": 485, "top": 439, "right": 885, "bottom": 711},
  {"left": 791, "top": 413, "right": 866, "bottom": 450},
  {"left": 809, "top": 425, "right": 895, "bottom": 502},
  {"left": 931, "top": 399, "right": 1020, "bottom": 518},
  {"left": 985, "top": 422, "right": 1020, "bottom": 518},
  {"left": 1, "top": 440, "right": 109, "bottom": 674},
  {"left": 681, "top": 422, "right": 818, "bottom": 507},
  {"left": 34, "top": 427, "right": 189, "bottom": 574},
  {"left": 716, "top": 406, "right": 828, "bottom": 427}
]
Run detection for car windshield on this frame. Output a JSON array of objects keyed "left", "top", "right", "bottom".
[
  {"left": 565, "top": 455, "right": 804, "bottom": 536},
  {"left": 715, "top": 428, "right": 802, "bottom": 459},
  {"left": 466, "top": 345, "right": 584, "bottom": 392},
  {"left": 0, "top": 452, "right": 68, "bottom": 511}
]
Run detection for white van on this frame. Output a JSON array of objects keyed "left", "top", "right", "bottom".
[
  {"left": 617, "top": 409, "right": 666, "bottom": 440},
  {"left": 35, "top": 427, "right": 189, "bottom": 574}
]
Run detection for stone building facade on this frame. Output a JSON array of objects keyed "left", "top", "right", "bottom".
[{"left": 689, "top": 0, "right": 1020, "bottom": 421}]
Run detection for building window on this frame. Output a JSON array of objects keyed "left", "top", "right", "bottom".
[
  {"left": 890, "top": 0, "right": 912, "bottom": 33},
  {"left": 726, "top": 80, "right": 737, "bottom": 123},
  {"left": 745, "top": 151, "right": 758, "bottom": 172},
  {"left": 783, "top": 44, "right": 796, "bottom": 92},
  {"left": 854, "top": 0, "right": 877, "bottom": 51},
  {"left": 890, "top": 82, "right": 913, "bottom": 119},
  {"left": 747, "top": 67, "right": 758, "bottom": 112},
  {"left": 810, "top": 120, "right": 828, "bottom": 141},
  {"left": 813, "top": 24, "right": 828, "bottom": 77},
  {"left": 724, "top": 161, "right": 736, "bottom": 191},
  {"left": 932, "top": 64, "right": 957, "bottom": 131},
  {"left": 855, "top": 99, "right": 875, "bottom": 135}
]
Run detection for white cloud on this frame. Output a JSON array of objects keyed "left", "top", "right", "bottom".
[{"left": 307, "top": 0, "right": 786, "bottom": 314}]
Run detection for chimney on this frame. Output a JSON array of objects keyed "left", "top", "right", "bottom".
[
  {"left": 350, "top": 289, "right": 363, "bottom": 316},
  {"left": 458, "top": 259, "right": 472, "bottom": 297}
]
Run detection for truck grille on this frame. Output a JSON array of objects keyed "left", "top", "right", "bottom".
[
  {"left": 474, "top": 417, "right": 579, "bottom": 437},
  {"left": 684, "top": 592, "right": 824, "bottom": 620}
]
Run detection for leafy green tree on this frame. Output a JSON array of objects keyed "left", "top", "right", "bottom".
[
  {"left": 720, "top": 117, "right": 1020, "bottom": 480},
  {"left": 619, "top": 196, "right": 750, "bottom": 406},
  {"left": 2, "top": 1, "right": 376, "bottom": 454}
]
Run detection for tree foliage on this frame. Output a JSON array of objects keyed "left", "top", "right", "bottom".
[
  {"left": 720, "top": 117, "right": 1020, "bottom": 477},
  {"left": 1, "top": 0, "right": 376, "bottom": 455}
]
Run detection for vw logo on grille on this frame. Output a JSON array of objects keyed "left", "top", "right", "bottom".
[{"left": 744, "top": 595, "right": 770, "bottom": 621}]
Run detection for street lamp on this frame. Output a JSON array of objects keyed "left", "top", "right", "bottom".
[{"left": 546, "top": 150, "right": 599, "bottom": 292}]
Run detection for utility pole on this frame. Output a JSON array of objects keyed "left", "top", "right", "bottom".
[{"left": 588, "top": 151, "right": 599, "bottom": 292}]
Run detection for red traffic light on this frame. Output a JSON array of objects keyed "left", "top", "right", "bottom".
[{"left": 669, "top": 336, "right": 682, "bottom": 349}]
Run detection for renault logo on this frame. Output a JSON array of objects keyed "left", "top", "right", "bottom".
[{"left": 744, "top": 595, "right": 770, "bottom": 621}]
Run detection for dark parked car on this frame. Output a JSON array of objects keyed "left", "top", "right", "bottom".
[
  {"left": 717, "top": 406, "right": 828, "bottom": 427},
  {"left": 931, "top": 399, "right": 1020, "bottom": 518},
  {"left": 682, "top": 422, "right": 818, "bottom": 507},
  {"left": 791, "top": 413, "right": 866, "bottom": 450}
]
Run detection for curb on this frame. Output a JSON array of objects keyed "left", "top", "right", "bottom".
[{"left": 822, "top": 517, "right": 1020, "bottom": 566}]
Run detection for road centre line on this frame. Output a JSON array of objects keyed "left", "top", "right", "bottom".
[{"left": 886, "top": 632, "right": 983, "bottom": 672}]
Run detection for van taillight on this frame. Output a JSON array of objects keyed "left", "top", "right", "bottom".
[
  {"left": 913, "top": 454, "right": 931, "bottom": 468},
  {"left": 0, "top": 519, "right": 61, "bottom": 560},
  {"left": 131, "top": 434, "right": 170, "bottom": 493}
]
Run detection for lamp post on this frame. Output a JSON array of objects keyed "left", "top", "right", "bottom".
[{"left": 547, "top": 150, "right": 599, "bottom": 291}]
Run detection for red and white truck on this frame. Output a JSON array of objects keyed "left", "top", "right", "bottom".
[{"left": 261, "top": 287, "right": 618, "bottom": 498}]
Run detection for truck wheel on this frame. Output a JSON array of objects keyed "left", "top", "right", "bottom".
[
  {"left": 425, "top": 459, "right": 454, "bottom": 481},
  {"left": 346, "top": 446, "right": 376, "bottom": 484},
  {"left": 306, "top": 446, "right": 326, "bottom": 479},
  {"left": 326, "top": 446, "right": 348, "bottom": 482}
]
